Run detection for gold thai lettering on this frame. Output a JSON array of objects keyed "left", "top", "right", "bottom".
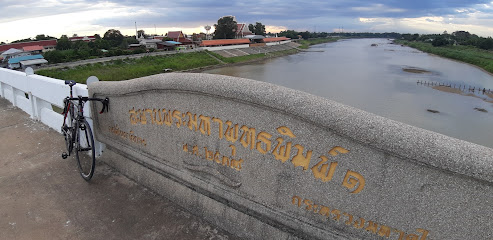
[
  {"left": 343, "top": 212, "right": 353, "bottom": 225},
  {"left": 365, "top": 221, "right": 378, "bottom": 234},
  {"left": 184, "top": 143, "right": 243, "bottom": 171},
  {"left": 331, "top": 209, "right": 341, "bottom": 221},
  {"left": 186, "top": 112, "right": 198, "bottom": 131},
  {"left": 311, "top": 156, "right": 338, "bottom": 182},
  {"left": 224, "top": 121, "right": 239, "bottom": 143},
  {"left": 230, "top": 159, "right": 243, "bottom": 170},
  {"left": 192, "top": 145, "right": 199, "bottom": 155},
  {"left": 318, "top": 206, "right": 330, "bottom": 217},
  {"left": 229, "top": 145, "right": 236, "bottom": 156},
  {"left": 353, "top": 217, "right": 365, "bottom": 229},
  {"left": 172, "top": 110, "right": 182, "bottom": 128},
  {"left": 272, "top": 138, "right": 292, "bottom": 162},
  {"left": 204, "top": 147, "right": 214, "bottom": 161},
  {"left": 311, "top": 204, "right": 321, "bottom": 214},
  {"left": 132, "top": 109, "right": 147, "bottom": 125},
  {"left": 129, "top": 108, "right": 138, "bottom": 125},
  {"left": 311, "top": 147, "right": 348, "bottom": 182},
  {"left": 213, "top": 152, "right": 221, "bottom": 164},
  {"left": 378, "top": 225, "right": 391, "bottom": 238},
  {"left": 198, "top": 115, "right": 211, "bottom": 136},
  {"left": 109, "top": 125, "right": 146, "bottom": 146},
  {"left": 329, "top": 146, "right": 349, "bottom": 156},
  {"left": 342, "top": 170, "right": 366, "bottom": 194},
  {"left": 291, "top": 144, "right": 312, "bottom": 170},
  {"left": 163, "top": 109, "right": 171, "bottom": 126},
  {"left": 153, "top": 109, "right": 164, "bottom": 125},
  {"left": 144, "top": 109, "right": 153, "bottom": 124},
  {"left": 255, "top": 131, "right": 272, "bottom": 154},
  {"left": 212, "top": 118, "right": 224, "bottom": 139},
  {"left": 239, "top": 125, "right": 256, "bottom": 150},
  {"left": 219, "top": 156, "right": 227, "bottom": 165},
  {"left": 303, "top": 199, "right": 313, "bottom": 211},
  {"left": 291, "top": 195, "right": 430, "bottom": 240},
  {"left": 394, "top": 229, "right": 406, "bottom": 240},
  {"left": 406, "top": 234, "right": 419, "bottom": 240},
  {"left": 128, "top": 107, "right": 367, "bottom": 194},
  {"left": 416, "top": 229, "right": 429, "bottom": 240},
  {"left": 292, "top": 196, "right": 302, "bottom": 207},
  {"left": 277, "top": 126, "right": 296, "bottom": 138}
]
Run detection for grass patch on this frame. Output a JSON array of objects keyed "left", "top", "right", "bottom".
[
  {"left": 396, "top": 40, "right": 493, "bottom": 74},
  {"left": 298, "top": 38, "right": 339, "bottom": 49},
  {"left": 36, "top": 47, "right": 306, "bottom": 82},
  {"left": 36, "top": 51, "right": 221, "bottom": 83}
]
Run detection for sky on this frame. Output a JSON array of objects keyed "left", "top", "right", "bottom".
[{"left": 1, "top": 0, "right": 493, "bottom": 42}]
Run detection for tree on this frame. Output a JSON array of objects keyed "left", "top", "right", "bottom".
[
  {"left": 478, "top": 37, "right": 493, "bottom": 50},
  {"left": 35, "top": 34, "right": 55, "bottom": 41},
  {"left": 56, "top": 35, "right": 72, "bottom": 50},
  {"left": 213, "top": 16, "right": 237, "bottom": 39},
  {"left": 248, "top": 22, "right": 266, "bottom": 36},
  {"left": 103, "top": 29, "right": 124, "bottom": 47},
  {"left": 278, "top": 30, "right": 299, "bottom": 39},
  {"left": 299, "top": 31, "right": 311, "bottom": 40},
  {"left": 432, "top": 36, "right": 449, "bottom": 47},
  {"left": 137, "top": 30, "right": 147, "bottom": 38}
]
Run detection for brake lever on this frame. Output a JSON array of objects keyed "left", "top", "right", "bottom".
[{"left": 99, "top": 98, "right": 109, "bottom": 114}]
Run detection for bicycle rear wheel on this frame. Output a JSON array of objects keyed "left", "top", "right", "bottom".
[{"left": 75, "top": 119, "right": 96, "bottom": 181}]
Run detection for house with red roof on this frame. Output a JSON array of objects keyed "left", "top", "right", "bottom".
[
  {"left": 236, "top": 23, "right": 253, "bottom": 39},
  {"left": 166, "top": 31, "right": 193, "bottom": 45},
  {"left": 23, "top": 45, "right": 44, "bottom": 54},
  {"left": 0, "top": 39, "right": 57, "bottom": 54},
  {"left": 69, "top": 36, "right": 96, "bottom": 42}
]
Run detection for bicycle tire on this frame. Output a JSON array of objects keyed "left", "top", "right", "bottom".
[
  {"left": 63, "top": 103, "right": 76, "bottom": 154},
  {"left": 75, "top": 119, "right": 96, "bottom": 181}
]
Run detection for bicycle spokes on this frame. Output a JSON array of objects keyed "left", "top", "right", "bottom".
[{"left": 75, "top": 120, "right": 96, "bottom": 181}]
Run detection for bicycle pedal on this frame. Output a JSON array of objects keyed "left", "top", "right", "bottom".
[{"left": 62, "top": 152, "right": 68, "bottom": 159}]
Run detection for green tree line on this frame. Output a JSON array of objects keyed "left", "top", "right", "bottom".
[
  {"left": 43, "top": 29, "right": 145, "bottom": 63},
  {"left": 400, "top": 31, "right": 493, "bottom": 50}
]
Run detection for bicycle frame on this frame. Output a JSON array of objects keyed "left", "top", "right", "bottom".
[{"left": 61, "top": 80, "right": 109, "bottom": 181}]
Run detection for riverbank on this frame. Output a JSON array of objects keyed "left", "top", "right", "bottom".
[
  {"left": 35, "top": 38, "right": 338, "bottom": 82},
  {"left": 396, "top": 40, "right": 493, "bottom": 75}
]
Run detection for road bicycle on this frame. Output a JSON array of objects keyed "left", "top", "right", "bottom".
[{"left": 61, "top": 80, "right": 109, "bottom": 181}]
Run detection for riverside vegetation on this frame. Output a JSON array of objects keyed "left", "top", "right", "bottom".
[
  {"left": 397, "top": 39, "right": 493, "bottom": 74},
  {"left": 36, "top": 38, "right": 337, "bottom": 82}
]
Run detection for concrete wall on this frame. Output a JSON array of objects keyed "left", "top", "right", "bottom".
[
  {"left": 266, "top": 40, "right": 292, "bottom": 46},
  {"left": 89, "top": 73, "right": 493, "bottom": 240},
  {"left": 200, "top": 44, "right": 250, "bottom": 51}
]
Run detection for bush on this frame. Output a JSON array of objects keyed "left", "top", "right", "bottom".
[{"left": 432, "top": 37, "right": 449, "bottom": 47}]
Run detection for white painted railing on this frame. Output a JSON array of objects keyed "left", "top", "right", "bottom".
[{"left": 0, "top": 67, "right": 105, "bottom": 156}]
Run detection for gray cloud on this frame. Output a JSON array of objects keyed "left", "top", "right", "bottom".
[{"left": 1, "top": 0, "right": 493, "bottom": 40}]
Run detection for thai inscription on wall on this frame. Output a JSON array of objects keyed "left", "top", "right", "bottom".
[{"left": 101, "top": 103, "right": 431, "bottom": 240}]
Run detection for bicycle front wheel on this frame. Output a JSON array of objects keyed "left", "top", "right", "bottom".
[{"left": 75, "top": 119, "right": 96, "bottom": 181}]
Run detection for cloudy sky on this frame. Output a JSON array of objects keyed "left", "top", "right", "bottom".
[{"left": 1, "top": 0, "right": 493, "bottom": 42}]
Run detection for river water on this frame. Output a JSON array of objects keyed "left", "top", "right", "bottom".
[{"left": 204, "top": 39, "right": 493, "bottom": 149}]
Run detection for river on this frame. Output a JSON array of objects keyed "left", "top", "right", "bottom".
[{"left": 204, "top": 38, "right": 493, "bottom": 149}]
